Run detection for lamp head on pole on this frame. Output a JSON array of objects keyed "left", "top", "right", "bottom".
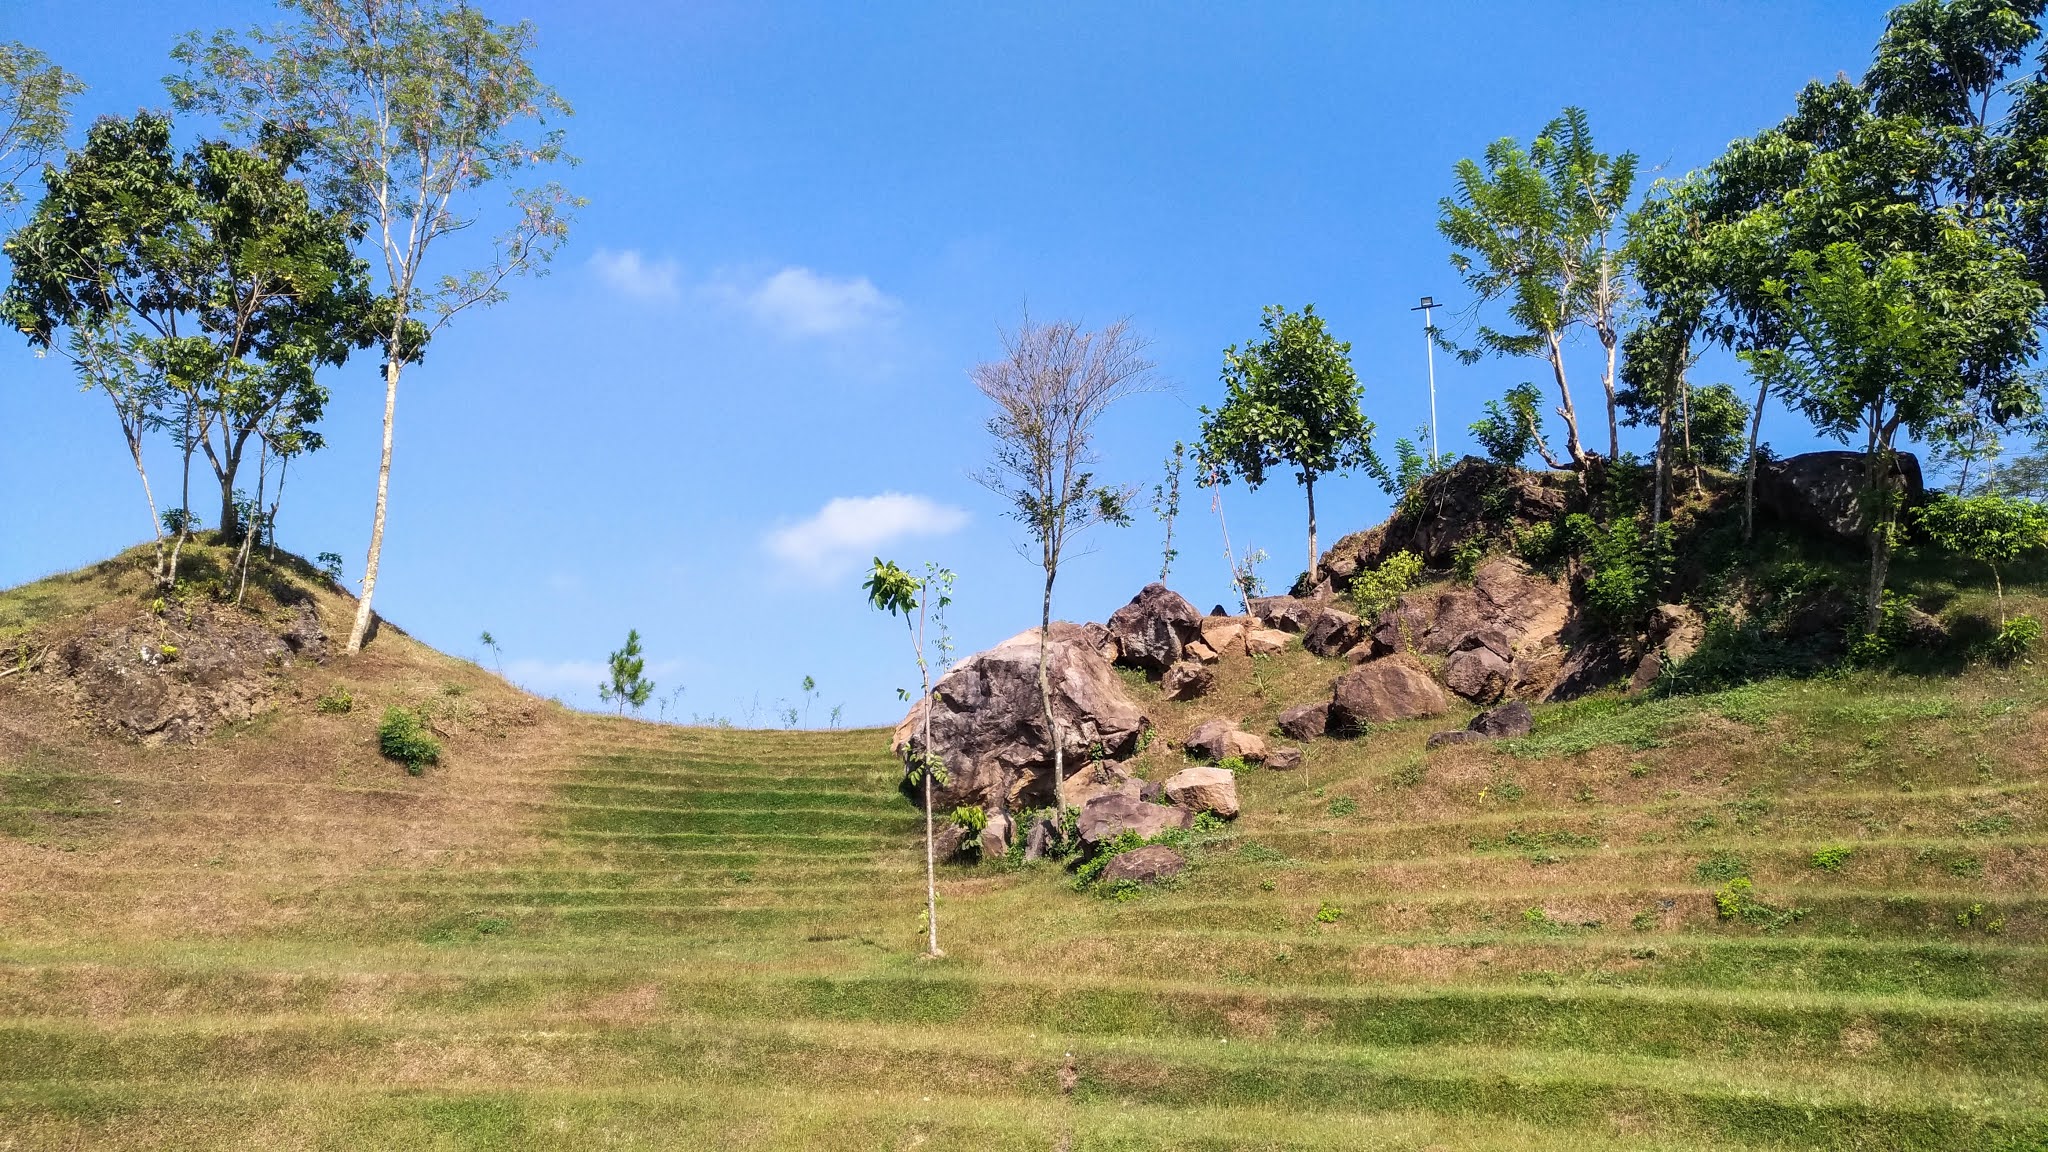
[{"left": 1411, "top": 294, "right": 1438, "bottom": 328}]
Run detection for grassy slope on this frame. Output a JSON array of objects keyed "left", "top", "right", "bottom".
[{"left": 1, "top": 552, "right": 2046, "bottom": 1149}]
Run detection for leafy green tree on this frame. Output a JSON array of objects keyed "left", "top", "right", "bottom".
[
  {"left": 865, "top": 557, "right": 955, "bottom": 958},
  {"left": 1440, "top": 108, "right": 1637, "bottom": 470},
  {"left": 1745, "top": 238, "right": 2041, "bottom": 632},
  {"left": 4, "top": 113, "right": 370, "bottom": 573},
  {"left": 1468, "top": 382, "right": 1548, "bottom": 468},
  {"left": 598, "top": 629, "right": 654, "bottom": 715},
  {"left": 174, "top": 0, "right": 579, "bottom": 654},
  {"left": 0, "top": 42, "right": 82, "bottom": 212},
  {"left": 975, "top": 316, "right": 1152, "bottom": 810},
  {"left": 1197, "top": 305, "right": 1387, "bottom": 575},
  {"left": 1918, "top": 492, "right": 2048, "bottom": 622},
  {"left": 1625, "top": 174, "right": 1723, "bottom": 522}
]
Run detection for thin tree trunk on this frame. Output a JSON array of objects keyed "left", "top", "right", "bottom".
[
  {"left": 1681, "top": 381, "right": 1701, "bottom": 493},
  {"left": 1037, "top": 562, "right": 1063, "bottom": 812},
  {"left": 1546, "top": 332, "right": 1588, "bottom": 469},
  {"left": 1863, "top": 438, "right": 1895, "bottom": 635},
  {"left": 1653, "top": 398, "right": 1670, "bottom": 533},
  {"left": 1304, "top": 473, "right": 1318, "bottom": 582},
  {"left": 1602, "top": 332, "right": 1620, "bottom": 465},
  {"left": 124, "top": 428, "right": 166, "bottom": 585},
  {"left": 1742, "top": 377, "right": 1769, "bottom": 543},
  {"left": 1993, "top": 563, "right": 2006, "bottom": 626},
  {"left": 348, "top": 359, "right": 403, "bottom": 653}
]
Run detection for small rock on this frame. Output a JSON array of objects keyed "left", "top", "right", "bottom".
[
  {"left": 1265, "top": 746, "right": 1303, "bottom": 771},
  {"left": 1244, "top": 628, "right": 1291, "bottom": 657},
  {"left": 1183, "top": 639, "right": 1219, "bottom": 664},
  {"left": 1468, "top": 700, "right": 1534, "bottom": 739},
  {"left": 1077, "top": 792, "right": 1191, "bottom": 851},
  {"left": 1185, "top": 718, "right": 1267, "bottom": 764},
  {"left": 1163, "top": 765, "right": 1239, "bottom": 818},
  {"left": 1426, "top": 729, "right": 1486, "bottom": 749},
  {"left": 1199, "top": 617, "right": 1249, "bottom": 653},
  {"left": 1277, "top": 703, "right": 1328, "bottom": 741},
  {"left": 979, "top": 811, "right": 1013, "bottom": 858},
  {"left": 1161, "top": 660, "right": 1213, "bottom": 701},
  {"left": 1100, "top": 844, "right": 1186, "bottom": 884},
  {"left": 1023, "top": 815, "right": 1055, "bottom": 861},
  {"left": 1062, "top": 761, "right": 1136, "bottom": 808}
]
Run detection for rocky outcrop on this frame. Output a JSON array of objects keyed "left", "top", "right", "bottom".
[
  {"left": 1757, "top": 450, "right": 1923, "bottom": 544},
  {"left": 1107, "top": 583, "right": 1202, "bottom": 673},
  {"left": 1077, "top": 792, "right": 1191, "bottom": 851},
  {"left": 895, "top": 624, "right": 1147, "bottom": 811},
  {"left": 1630, "top": 603, "right": 1707, "bottom": 692},
  {"left": 1184, "top": 718, "right": 1266, "bottom": 764},
  {"left": 1328, "top": 658, "right": 1448, "bottom": 733},
  {"left": 1199, "top": 616, "right": 1250, "bottom": 654},
  {"left": 1163, "top": 765, "right": 1239, "bottom": 818},
  {"left": 1277, "top": 703, "right": 1328, "bottom": 741},
  {"left": 1369, "top": 557, "right": 1573, "bottom": 699},
  {"left": 1100, "top": 844, "right": 1186, "bottom": 884},
  {"left": 1161, "top": 660, "right": 1213, "bottom": 701},
  {"left": 1314, "top": 458, "right": 1579, "bottom": 586},
  {"left": 1443, "top": 644, "right": 1512, "bottom": 703},
  {"left": 1244, "top": 628, "right": 1291, "bottom": 657},
  {"left": 1302, "top": 607, "right": 1363, "bottom": 658}
]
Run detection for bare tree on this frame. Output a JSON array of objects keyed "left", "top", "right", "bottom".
[{"left": 975, "top": 315, "right": 1155, "bottom": 813}]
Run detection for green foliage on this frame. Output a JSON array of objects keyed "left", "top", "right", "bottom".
[
  {"left": 1313, "top": 901, "right": 1344, "bottom": 924},
  {"left": 315, "top": 552, "right": 344, "bottom": 582},
  {"left": 1714, "top": 877, "right": 1805, "bottom": 932},
  {"left": 1917, "top": 493, "right": 2048, "bottom": 620},
  {"left": 1191, "top": 811, "right": 1227, "bottom": 834},
  {"left": 1989, "top": 614, "right": 2041, "bottom": 664},
  {"left": 0, "top": 42, "right": 84, "bottom": 211},
  {"left": 1215, "top": 756, "right": 1251, "bottom": 773},
  {"left": 1695, "top": 852, "right": 1749, "bottom": 883},
  {"left": 1810, "top": 844, "right": 1855, "bottom": 872},
  {"left": 597, "top": 629, "right": 654, "bottom": 716},
  {"left": 313, "top": 686, "right": 353, "bottom": 715},
  {"left": 1348, "top": 550, "right": 1423, "bottom": 622},
  {"left": 1325, "top": 796, "right": 1357, "bottom": 817},
  {"left": 376, "top": 706, "right": 440, "bottom": 776},
  {"left": 1452, "top": 539, "right": 1485, "bottom": 583},
  {"left": 1152, "top": 440, "right": 1185, "bottom": 581},
  {"left": 1469, "top": 383, "right": 1547, "bottom": 467},
  {"left": 951, "top": 805, "right": 988, "bottom": 837},
  {"left": 1681, "top": 383, "right": 1752, "bottom": 472}
]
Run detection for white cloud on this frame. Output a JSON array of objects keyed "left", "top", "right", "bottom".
[
  {"left": 588, "top": 247, "right": 681, "bottom": 301},
  {"left": 732, "top": 266, "right": 900, "bottom": 337},
  {"left": 765, "top": 493, "right": 968, "bottom": 582}
]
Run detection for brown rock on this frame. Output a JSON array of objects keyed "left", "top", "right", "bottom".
[
  {"left": 1302, "top": 607, "right": 1363, "bottom": 657},
  {"left": 1544, "top": 636, "right": 1635, "bottom": 702},
  {"left": 1077, "top": 792, "right": 1191, "bottom": 851},
  {"left": 1063, "top": 761, "right": 1137, "bottom": 808},
  {"left": 1163, "top": 765, "right": 1240, "bottom": 817},
  {"left": 1184, "top": 718, "right": 1267, "bottom": 764},
  {"left": 1443, "top": 646, "right": 1511, "bottom": 704},
  {"left": 1757, "top": 450, "right": 1924, "bottom": 543},
  {"left": 1468, "top": 700, "right": 1534, "bottom": 739},
  {"left": 1426, "top": 729, "right": 1487, "bottom": 749},
  {"left": 1198, "top": 617, "right": 1250, "bottom": 653},
  {"left": 894, "top": 625, "right": 1147, "bottom": 811},
  {"left": 1106, "top": 582, "right": 1202, "bottom": 672},
  {"left": 1265, "top": 746, "right": 1303, "bottom": 770},
  {"left": 1647, "top": 603, "right": 1705, "bottom": 663},
  {"left": 979, "top": 811, "right": 1013, "bottom": 858},
  {"left": 1183, "top": 639, "right": 1219, "bottom": 664},
  {"left": 1244, "top": 628, "right": 1291, "bottom": 657},
  {"left": 1277, "top": 703, "right": 1328, "bottom": 741},
  {"left": 1328, "top": 658, "right": 1448, "bottom": 733},
  {"left": 1099, "top": 844, "right": 1186, "bottom": 884},
  {"left": 1161, "top": 660, "right": 1213, "bottom": 701},
  {"left": 1249, "top": 596, "right": 1323, "bottom": 633}
]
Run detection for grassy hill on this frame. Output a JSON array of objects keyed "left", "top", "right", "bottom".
[{"left": 2, "top": 544, "right": 2046, "bottom": 1149}]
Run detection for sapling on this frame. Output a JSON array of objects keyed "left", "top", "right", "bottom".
[
  {"left": 598, "top": 629, "right": 654, "bottom": 716},
  {"left": 865, "top": 557, "right": 956, "bottom": 958}
]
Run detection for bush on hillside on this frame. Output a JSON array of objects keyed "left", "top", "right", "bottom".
[{"left": 378, "top": 706, "right": 441, "bottom": 775}]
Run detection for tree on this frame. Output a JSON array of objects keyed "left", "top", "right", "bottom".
[
  {"left": 4, "top": 113, "right": 370, "bottom": 574},
  {"left": 1440, "top": 108, "right": 1637, "bottom": 471},
  {"left": 598, "top": 629, "right": 653, "bottom": 715},
  {"left": 1745, "top": 237, "right": 2040, "bottom": 632},
  {"left": 1151, "top": 440, "right": 1185, "bottom": 581},
  {"left": 1919, "top": 492, "right": 2048, "bottom": 622},
  {"left": 1196, "top": 305, "right": 1386, "bottom": 575},
  {"left": 974, "top": 316, "right": 1153, "bottom": 810},
  {"left": 0, "top": 42, "right": 82, "bottom": 212},
  {"left": 865, "top": 557, "right": 954, "bottom": 959},
  {"left": 173, "top": 0, "right": 579, "bottom": 654},
  {"left": 1469, "top": 382, "right": 1548, "bottom": 468},
  {"left": 1626, "top": 175, "right": 1721, "bottom": 523}
]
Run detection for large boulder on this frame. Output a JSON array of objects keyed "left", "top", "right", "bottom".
[
  {"left": 1199, "top": 616, "right": 1251, "bottom": 654},
  {"left": 1100, "top": 844, "right": 1187, "bottom": 884},
  {"left": 1163, "top": 765, "right": 1240, "bottom": 818},
  {"left": 1367, "top": 557, "right": 1574, "bottom": 698},
  {"left": 1249, "top": 596, "right": 1325, "bottom": 633},
  {"left": 1302, "top": 607, "right": 1363, "bottom": 658},
  {"left": 895, "top": 624, "right": 1148, "bottom": 811},
  {"left": 1184, "top": 718, "right": 1267, "bottom": 764},
  {"left": 1077, "top": 792, "right": 1191, "bottom": 851},
  {"left": 1757, "top": 450, "right": 1923, "bottom": 543},
  {"left": 1161, "top": 660, "right": 1213, "bottom": 701},
  {"left": 1469, "top": 700, "right": 1534, "bottom": 739},
  {"left": 1063, "top": 761, "right": 1138, "bottom": 808},
  {"left": 1244, "top": 628, "right": 1291, "bottom": 657},
  {"left": 1443, "top": 645, "right": 1511, "bottom": 703},
  {"left": 1328, "top": 658, "right": 1448, "bottom": 733},
  {"left": 1277, "top": 702, "right": 1328, "bottom": 741},
  {"left": 1107, "top": 583, "right": 1202, "bottom": 673}
]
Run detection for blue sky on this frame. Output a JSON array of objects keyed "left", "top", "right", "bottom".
[{"left": 3, "top": 1, "right": 1894, "bottom": 725}]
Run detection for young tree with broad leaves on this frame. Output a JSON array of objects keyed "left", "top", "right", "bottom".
[
  {"left": 1197, "top": 304, "right": 1386, "bottom": 577},
  {"left": 1918, "top": 492, "right": 2048, "bottom": 623},
  {"left": 0, "top": 42, "right": 82, "bottom": 213},
  {"left": 1440, "top": 107, "right": 1637, "bottom": 471},
  {"left": 975, "top": 316, "right": 1153, "bottom": 811},
  {"left": 865, "top": 558, "right": 955, "bottom": 959},
  {"left": 172, "top": 0, "right": 579, "bottom": 654}
]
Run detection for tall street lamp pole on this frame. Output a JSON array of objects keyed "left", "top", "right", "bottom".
[{"left": 1411, "top": 295, "right": 1441, "bottom": 463}]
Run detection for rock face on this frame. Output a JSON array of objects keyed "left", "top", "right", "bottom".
[
  {"left": 1107, "top": 583, "right": 1202, "bottom": 673},
  {"left": 1100, "top": 844, "right": 1186, "bottom": 884},
  {"left": 1368, "top": 557, "right": 1574, "bottom": 700},
  {"left": 1249, "top": 596, "right": 1326, "bottom": 633},
  {"left": 1184, "top": 718, "right": 1267, "bottom": 764},
  {"left": 894, "top": 624, "right": 1148, "bottom": 811},
  {"left": 1077, "top": 792, "right": 1191, "bottom": 851},
  {"left": 1164, "top": 765, "right": 1240, "bottom": 817},
  {"left": 1328, "top": 658, "right": 1448, "bottom": 733},
  {"left": 1630, "top": 603, "right": 1707, "bottom": 692},
  {"left": 1161, "top": 660, "right": 1213, "bottom": 701},
  {"left": 1757, "top": 450, "right": 1923, "bottom": 543},
  {"left": 1302, "top": 607, "right": 1363, "bottom": 658},
  {"left": 1443, "top": 645, "right": 1512, "bottom": 703},
  {"left": 1313, "top": 458, "right": 1578, "bottom": 584},
  {"left": 1277, "top": 703, "right": 1328, "bottom": 741}
]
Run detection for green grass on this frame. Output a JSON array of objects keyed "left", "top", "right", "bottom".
[{"left": 4, "top": 656, "right": 2048, "bottom": 1150}]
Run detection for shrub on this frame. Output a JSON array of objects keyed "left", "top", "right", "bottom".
[
  {"left": 1988, "top": 614, "right": 2041, "bottom": 665},
  {"left": 1313, "top": 901, "right": 1344, "bottom": 924},
  {"left": 377, "top": 707, "right": 441, "bottom": 775},
  {"left": 1348, "top": 550, "right": 1423, "bottom": 621},
  {"left": 1191, "top": 811, "right": 1227, "bottom": 834},
  {"left": 1216, "top": 756, "right": 1251, "bottom": 773},
  {"left": 314, "top": 686, "right": 354, "bottom": 715},
  {"left": 1469, "top": 383, "right": 1545, "bottom": 467},
  {"left": 951, "top": 805, "right": 989, "bottom": 858},
  {"left": 1810, "top": 844, "right": 1854, "bottom": 872},
  {"left": 1326, "top": 796, "right": 1358, "bottom": 817},
  {"left": 1452, "top": 539, "right": 1485, "bottom": 582},
  {"left": 1714, "top": 877, "right": 1805, "bottom": 932},
  {"left": 1695, "top": 852, "right": 1749, "bottom": 882}
]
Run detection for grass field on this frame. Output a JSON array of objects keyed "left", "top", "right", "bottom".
[{"left": 2, "top": 555, "right": 2047, "bottom": 1148}]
